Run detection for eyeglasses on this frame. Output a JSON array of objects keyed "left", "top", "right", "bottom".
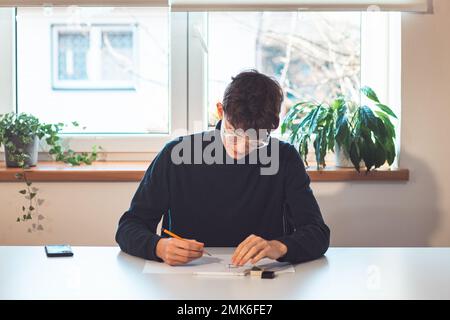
[{"left": 220, "top": 119, "right": 271, "bottom": 149}]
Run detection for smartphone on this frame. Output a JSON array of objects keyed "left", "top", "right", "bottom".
[{"left": 45, "top": 245, "right": 74, "bottom": 257}]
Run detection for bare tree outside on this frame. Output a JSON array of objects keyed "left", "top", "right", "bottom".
[{"left": 208, "top": 12, "right": 361, "bottom": 127}]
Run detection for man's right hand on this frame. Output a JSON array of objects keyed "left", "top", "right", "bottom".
[{"left": 155, "top": 238, "right": 205, "bottom": 266}]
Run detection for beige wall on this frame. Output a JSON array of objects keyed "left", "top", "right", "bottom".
[{"left": 1, "top": 0, "right": 450, "bottom": 247}]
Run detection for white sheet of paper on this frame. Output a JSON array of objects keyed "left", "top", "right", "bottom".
[{"left": 142, "top": 254, "right": 295, "bottom": 276}]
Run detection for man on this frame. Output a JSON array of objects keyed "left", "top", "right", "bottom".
[{"left": 116, "top": 70, "right": 330, "bottom": 266}]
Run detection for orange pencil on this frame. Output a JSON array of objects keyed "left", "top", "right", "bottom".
[{"left": 162, "top": 228, "right": 212, "bottom": 256}]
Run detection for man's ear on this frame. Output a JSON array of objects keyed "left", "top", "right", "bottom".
[{"left": 216, "top": 102, "right": 224, "bottom": 120}]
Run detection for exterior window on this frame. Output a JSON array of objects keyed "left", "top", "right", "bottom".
[
  {"left": 52, "top": 25, "right": 137, "bottom": 90},
  {"left": 17, "top": 8, "right": 169, "bottom": 134},
  {"left": 0, "top": 7, "right": 397, "bottom": 154},
  {"left": 101, "top": 30, "right": 134, "bottom": 82},
  {"left": 207, "top": 12, "right": 361, "bottom": 127},
  {"left": 57, "top": 31, "right": 89, "bottom": 81}
]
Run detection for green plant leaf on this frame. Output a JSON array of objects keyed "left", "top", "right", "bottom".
[
  {"left": 281, "top": 122, "right": 287, "bottom": 134},
  {"left": 385, "top": 138, "right": 396, "bottom": 165},
  {"left": 376, "top": 103, "right": 398, "bottom": 119},
  {"left": 359, "top": 106, "right": 380, "bottom": 135},
  {"left": 334, "top": 103, "right": 349, "bottom": 147},
  {"left": 313, "top": 134, "right": 322, "bottom": 170},
  {"left": 281, "top": 102, "right": 310, "bottom": 134},
  {"left": 331, "top": 97, "right": 345, "bottom": 111},
  {"left": 374, "top": 141, "right": 387, "bottom": 168},
  {"left": 349, "top": 141, "right": 361, "bottom": 172},
  {"left": 307, "top": 105, "right": 325, "bottom": 137},
  {"left": 301, "top": 138, "right": 309, "bottom": 167},
  {"left": 326, "top": 118, "right": 335, "bottom": 153},
  {"left": 361, "top": 86, "right": 380, "bottom": 103},
  {"left": 360, "top": 131, "right": 375, "bottom": 172},
  {"left": 319, "top": 128, "right": 328, "bottom": 167},
  {"left": 375, "top": 111, "right": 396, "bottom": 139}
]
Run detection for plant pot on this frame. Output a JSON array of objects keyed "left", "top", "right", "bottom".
[
  {"left": 335, "top": 143, "right": 365, "bottom": 169},
  {"left": 4, "top": 134, "right": 39, "bottom": 168}
]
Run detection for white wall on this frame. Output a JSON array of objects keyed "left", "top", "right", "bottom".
[
  {"left": 1, "top": 0, "right": 450, "bottom": 247},
  {"left": 322, "top": 0, "right": 450, "bottom": 247}
]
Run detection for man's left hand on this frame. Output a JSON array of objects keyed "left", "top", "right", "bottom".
[{"left": 231, "top": 234, "right": 288, "bottom": 266}]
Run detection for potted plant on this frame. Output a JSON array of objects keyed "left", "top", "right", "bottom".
[
  {"left": 0, "top": 112, "right": 101, "bottom": 231},
  {"left": 281, "top": 87, "right": 398, "bottom": 172}
]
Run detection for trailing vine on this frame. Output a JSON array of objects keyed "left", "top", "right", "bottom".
[{"left": 0, "top": 112, "right": 101, "bottom": 232}]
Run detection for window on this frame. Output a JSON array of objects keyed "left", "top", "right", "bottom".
[
  {"left": 0, "top": 7, "right": 399, "bottom": 156},
  {"left": 55, "top": 29, "right": 90, "bottom": 84},
  {"left": 206, "top": 12, "right": 362, "bottom": 127},
  {"left": 200, "top": 11, "right": 401, "bottom": 168},
  {"left": 52, "top": 24, "right": 137, "bottom": 90},
  {"left": 16, "top": 7, "right": 170, "bottom": 135}
]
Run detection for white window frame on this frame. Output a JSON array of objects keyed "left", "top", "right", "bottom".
[
  {"left": 62, "top": 12, "right": 189, "bottom": 155},
  {"left": 0, "top": 8, "right": 15, "bottom": 117},
  {"left": 1, "top": 9, "right": 187, "bottom": 158},
  {"left": 188, "top": 11, "right": 402, "bottom": 168},
  {"left": 187, "top": 12, "right": 208, "bottom": 134},
  {"left": 51, "top": 23, "right": 138, "bottom": 90},
  {"left": 361, "top": 12, "right": 402, "bottom": 168},
  {"left": 0, "top": 8, "right": 401, "bottom": 162}
]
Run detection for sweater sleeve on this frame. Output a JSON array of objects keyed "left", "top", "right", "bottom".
[
  {"left": 275, "top": 145, "right": 330, "bottom": 264},
  {"left": 115, "top": 144, "right": 172, "bottom": 262}
]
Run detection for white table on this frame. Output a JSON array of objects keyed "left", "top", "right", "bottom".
[{"left": 1, "top": 246, "right": 449, "bottom": 300}]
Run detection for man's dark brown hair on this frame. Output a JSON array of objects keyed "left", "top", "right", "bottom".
[{"left": 222, "top": 69, "right": 283, "bottom": 131}]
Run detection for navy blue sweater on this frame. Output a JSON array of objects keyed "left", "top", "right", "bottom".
[{"left": 115, "top": 123, "right": 330, "bottom": 264}]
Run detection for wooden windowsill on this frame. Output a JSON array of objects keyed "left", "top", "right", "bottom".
[
  {"left": 307, "top": 166, "right": 409, "bottom": 181},
  {"left": 0, "top": 161, "right": 409, "bottom": 182}
]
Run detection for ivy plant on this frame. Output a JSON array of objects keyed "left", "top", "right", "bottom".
[{"left": 0, "top": 112, "right": 101, "bottom": 232}]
